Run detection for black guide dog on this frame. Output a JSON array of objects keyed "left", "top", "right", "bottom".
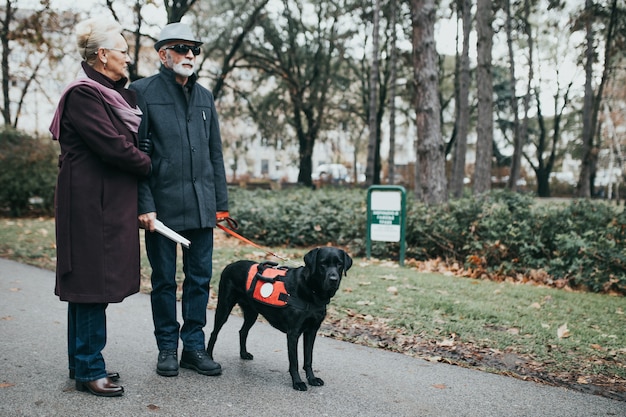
[{"left": 206, "top": 247, "right": 352, "bottom": 391}]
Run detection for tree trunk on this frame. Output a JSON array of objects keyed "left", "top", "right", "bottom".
[
  {"left": 533, "top": 89, "right": 549, "bottom": 198},
  {"left": 387, "top": 0, "right": 397, "bottom": 185},
  {"left": 579, "top": 0, "right": 618, "bottom": 197},
  {"left": 365, "top": 0, "right": 381, "bottom": 186},
  {"left": 536, "top": 173, "right": 550, "bottom": 197},
  {"left": 1, "top": 0, "right": 13, "bottom": 125},
  {"left": 165, "top": 0, "right": 197, "bottom": 23},
  {"left": 450, "top": 0, "right": 471, "bottom": 198},
  {"left": 577, "top": 0, "right": 595, "bottom": 198},
  {"left": 410, "top": 0, "right": 447, "bottom": 204},
  {"left": 128, "top": 1, "right": 143, "bottom": 82},
  {"left": 505, "top": 0, "right": 522, "bottom": 191},
  {"left": 297, "top": 132, "right": 314, "bottom": 186},
  {"left": 473, "top": 0, "right": 494, "bottom": 196},
  {"left": 519, "top": 0, "right": 534, "bottom": 192}
]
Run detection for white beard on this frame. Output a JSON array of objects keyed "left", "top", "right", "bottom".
[
  {"left": 172, "top": 61, "right": 195, "bottom": 77},
  {"left": 165, "top": 53, "right": 195, "bottom": 77}
]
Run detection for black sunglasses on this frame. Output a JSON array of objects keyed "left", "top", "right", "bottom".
[{"left": 164, "top": 44, "right": 201, "bottom": 56}]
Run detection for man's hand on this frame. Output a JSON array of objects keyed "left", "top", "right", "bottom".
[
  {"left": 216, "top": 211, "right": 230, "bottom": 222},
  {"left": 139, "top": 212, "right": 157, "bottom": 231},
  {"left": 216, "top": 211, "right": 238, "bottom": 229}
]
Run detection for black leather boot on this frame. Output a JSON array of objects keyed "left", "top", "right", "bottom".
[
  {"left": 180, "top": 350, "right": 221, "bottom": 376},
  {"left": 156, "top": 350, "right": 179, "bottom": 377}
]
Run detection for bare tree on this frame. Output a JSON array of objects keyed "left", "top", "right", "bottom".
[
  {"left": 517, "top": 0, "right": 534, "bottom": 191},
  {"left": 350, "top": 0, "right": 409, "bottom": 188},
  {"left": 577, "top": 0, "right": 596, "bottom": 198},
  {"left": 526, "top": 79, "right": 573, "bottom": 197},
  {"left": 239, "top": 0, "right": 351, "bottom": 186},
  {"left": 410, "top": 0, "right": 447, "bottom": 204},
  {"left": 521, "top": 0, "right": 571, "bottom": 198},
  {"left": 0, "top": 0, "right": 72, "bottom": 129},
  {"left": 205, "top": 0, "right": 270, "bottom": 99},
  {"left": 505, "top": 0, "right": 522, "bottom": 191},
  {"left": 577, "top": 0, "right": 620, "bottom": 197}
]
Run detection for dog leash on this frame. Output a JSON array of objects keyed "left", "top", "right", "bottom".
[{"left": 216, "top": 216, "right": 290, "bottom": 262}]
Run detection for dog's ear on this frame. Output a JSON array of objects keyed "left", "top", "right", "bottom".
[
  {"left": 304, "top": 247, "right": 320, "bottom": 273},
  {"left": 342, "top": 250, "right": 353, "bottom": 276}
]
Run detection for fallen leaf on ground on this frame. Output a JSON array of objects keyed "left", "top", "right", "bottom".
[
  {"left": 557, "top": 323, "right": 570, "bottom": 339},
  {"left": 437, "top": 338, "right": 455, "bottom": 347}
]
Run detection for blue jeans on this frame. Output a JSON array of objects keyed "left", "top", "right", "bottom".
[
  {"left": 68, "top": 302, "right": 108, "bottom": 382},
  {"left": 146, "top": 228, "right": 213, "bottom": 352}
]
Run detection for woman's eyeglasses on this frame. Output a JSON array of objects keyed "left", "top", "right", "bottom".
[
  {"left": 164, "top": 44, "right": 201, "bottom": 56},
  {"left": 94, "top": 47, "right": 129, "bottom": 56},
  {"left": 107, "top": 48, "right": 129, "bottom": 56}
]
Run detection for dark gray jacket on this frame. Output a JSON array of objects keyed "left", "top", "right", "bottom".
[{"left": 130, "top": 67, "right": 228, "bottom": 231}]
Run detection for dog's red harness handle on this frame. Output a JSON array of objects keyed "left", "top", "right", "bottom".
[{"left": 216, "top": 216, "right": 290, "bottom": 262}]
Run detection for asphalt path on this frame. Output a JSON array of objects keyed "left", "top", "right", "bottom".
[{"left": 1, "top": 258, "right": 624, "bottom": 417}]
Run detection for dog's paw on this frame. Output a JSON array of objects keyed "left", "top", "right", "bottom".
[
  {"left": 240, "top": 352, "right": 254, "bottom": 360},
  {"left": 308, "top": 377, "right": 324, "bottom": 387},
  {"left": 292, "top": 381, "right": 308, "bottom": 391}
]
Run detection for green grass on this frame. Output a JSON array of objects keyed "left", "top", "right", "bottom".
[
  {"left": 334, "top": 261, "right": 625, "bottom": 377},
  {"left": 1, "top": 216, "right": 625, "bottom": 396},
  {"left": 0, "top": 217, "right": 57, "bottom": 270}
]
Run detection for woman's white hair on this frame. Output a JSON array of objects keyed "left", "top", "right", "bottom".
[{"left": 75, "top": 18, "right": 123, "bottom": 64}]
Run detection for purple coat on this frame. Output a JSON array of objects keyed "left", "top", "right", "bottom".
[{"left": 52, "top": 63, "right": 151, "bottom": 303}]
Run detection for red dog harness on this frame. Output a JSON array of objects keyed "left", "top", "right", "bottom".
[{"left": 246, "top": 262, "right": 290, "bottom": 307}]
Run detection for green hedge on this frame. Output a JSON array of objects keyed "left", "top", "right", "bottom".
[
  {"left": 227, "top": 187, "right": 626, "bottom": 294},
  {"left": 227, "top": 186, "right": 367, "bottom": 247},
  {"left": 0, "top": 128, "right": 57, "bottom": 217}
]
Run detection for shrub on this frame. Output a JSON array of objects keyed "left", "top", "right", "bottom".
[
  {"left": 0, "top": 128, "right": 57, "bottom": 216},
  {"left": 225, "top": 187, "right": 625, "bottom": 294},
  {"left": 227, "top": 186, "right": 366, "bottom": 248},
  {"left": 543, "top": 201, "right": 626, "bottom": 292}
]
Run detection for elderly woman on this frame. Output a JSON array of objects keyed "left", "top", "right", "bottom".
[{"left": 49, "top": 18, "right": 151, "bottom": 397}]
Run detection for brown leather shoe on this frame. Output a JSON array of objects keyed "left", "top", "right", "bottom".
[
  {"left": 69, "top": 369, "right": 120, "bottom": 381},
  {"left": 75, "top": 377, "right": 124, "bottom": 397}
]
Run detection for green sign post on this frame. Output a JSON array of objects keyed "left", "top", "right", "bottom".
[{"left": 366, "top": 185, "right": 407, "bottom": 266}]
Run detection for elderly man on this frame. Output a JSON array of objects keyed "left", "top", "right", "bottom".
[{"left": 130, "top": 23, "right": 229, "bottom": 377}]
